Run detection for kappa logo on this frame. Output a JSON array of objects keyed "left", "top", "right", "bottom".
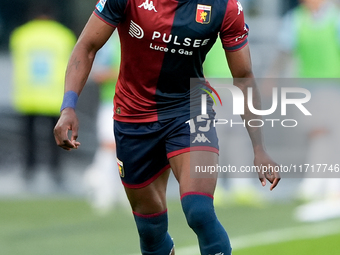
[
  {"left": 192, "top": 133, "right": 211, "bottom": 143},
  {"left": 129, "top": 20, "right": 144, "bottom": 39},
  {"left": 237, "top": 1, "right": 243, "bottom": 15},
  {"left": 138, "top": 0, "right": 157, "bottom": 12}
]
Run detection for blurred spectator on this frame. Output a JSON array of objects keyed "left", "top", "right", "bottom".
[
  {"left": 83, "top": 34, "right": 127, "bottom": 214},
  {"left": 269, "top": 0, "right": 340, "bottom": 78},
  {"left": 9, "top": 4, "right": 76, "bottom": 187},
  {"left": 268, "top": 0, "right": 340, "bottom": 221}
]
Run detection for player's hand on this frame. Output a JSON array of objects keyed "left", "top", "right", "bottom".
[
  {"left": 254, "top": 148, "right": 280, "bottom": 191},
  {"left": 53, "top": 108, "right": 81, "bottom": 151}
]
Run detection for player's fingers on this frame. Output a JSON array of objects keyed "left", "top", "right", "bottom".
[
  {"left": 270, "top": 177, "right": 281, "bottom": 191},
  {"left": 70, "top": 124, "right": 80, "bottom": 149},
  {"left": 71, "top": 128, "right": 78, "bottom": 140},
  {"left": 258, "top": 171, "right": 266, "bottom": 187},
  {"left": 264, "top": 171, "right": 275, "bottom": 184},
  {"left": 54, "top": 127, "right": 68, "bottom": 147},
  {"left": 63, "top": 139, "right": 77, "bottom": 148},
  {"left": 71, "top": 140, "right": 81, "bottom": 149},
  {"left": 59, "top": 144, "right": 72, "bottom": 151},
  {"left": 71, "top": 121, "right": 79, "bottom": 140},
  {"left": 53, "top": 126, "right": 76, "bottom": 150}
]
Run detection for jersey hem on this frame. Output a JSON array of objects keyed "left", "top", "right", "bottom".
[
  {"left": 113, "top": 114, "right": 158, "bottom": 123},
  {"left": 121, "top": 164, "right": 170, "bottom": 189},
  {"left": 167, "top": 146, "right": 219, "bottom": 159}
]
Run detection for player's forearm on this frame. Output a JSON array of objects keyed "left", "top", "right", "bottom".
[
  {"left": 234, "top": 76, "right": 265, "bottom": 153},
  {"left": 64, "top": 42, "right": 97, "bottom": 95}
]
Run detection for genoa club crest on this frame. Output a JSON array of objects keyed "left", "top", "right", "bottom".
[
  {"left": 117, "top": 158, "right": 125, "bottom": 178},
  {"left": 196, "top": 4, "right": 211, "bottom": 24}
]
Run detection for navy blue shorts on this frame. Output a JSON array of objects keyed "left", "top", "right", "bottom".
[{"left": 114, "top": 114, "right": 219, "bottom": 188}]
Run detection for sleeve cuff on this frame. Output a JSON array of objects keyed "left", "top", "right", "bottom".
[{"left": 223, "top": 38, "right": 248, "bottom": 52}]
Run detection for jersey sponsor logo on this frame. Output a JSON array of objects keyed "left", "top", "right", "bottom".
[
  {"left": 196, "top": 4, "right": 211, "bottom": 24},
  {"left": 138, "top": 0, "right": 157, "bottom": 12},
  {"left": 151, "top": 31, "right": 210, "bottom": 47},
  {"left": 237, "top": 1, "right": 243, "bottom": 15},
  {"left": 192, "top": 133, "right": 211, "bottom": 143},
  {"left": 117, "top": 158, "right": 125, "bottom": 177},
  {"left": 96, "top": 0, "right": 107, "bottom": 12},
  {"left": 128, "top": 22, "right": 211, "bottom": 54},
  {"left": 129, "top": 20, "right": 144, "bottom": 39}
]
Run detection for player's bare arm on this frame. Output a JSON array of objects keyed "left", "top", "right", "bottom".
[
  {"left": 225, "top": 45, "right": 281, "bottom": 190},
  {"left": 54, "top": 14, "right": 115, "bottom": 150}
]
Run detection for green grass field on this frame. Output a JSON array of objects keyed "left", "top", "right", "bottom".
[
  {"left": 233, "top": 233, "right": 340, "bottom": 255},
  {"left": 0, "top": 197, "right": 339, "bottom": 255}
]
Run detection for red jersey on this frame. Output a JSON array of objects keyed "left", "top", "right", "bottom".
[{"left": 94, "top": 0, "right": 248, "bottom": 122}]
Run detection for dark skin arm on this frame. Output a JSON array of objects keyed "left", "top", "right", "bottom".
[
  {"left": 54, "top": 14, "right": 115, "bottom": 150},
  {"left": 225, "top": 45, "right": 281, "bottom": 190}
]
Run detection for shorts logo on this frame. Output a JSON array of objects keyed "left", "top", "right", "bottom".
[
  {"left": 129, "top": 20, "right": 144, "bottom": 39},
  {"left": 96, "top": 0, "right": 107, "bottom": 12},
  {"left": 117, "top": 158, "right": 125, "bottom": 177},
  {"left": 192, "top": 133, "right": 211, "bottom": 143},
  {"left": 196, "top": 4, "right": 211, "bottom": 24}
]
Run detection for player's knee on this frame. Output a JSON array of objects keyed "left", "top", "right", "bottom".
[
  {"left": 181, "top": 192, "right": 216, "bottom": 230},
  {"left": 133, "top": 209, "right": 174, "bottom": 255}
]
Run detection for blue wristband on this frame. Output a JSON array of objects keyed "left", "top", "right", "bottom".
[{"left": 60, "top": 91, "right": 79, "bottom": 112}]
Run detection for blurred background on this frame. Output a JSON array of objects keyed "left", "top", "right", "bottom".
[{"left": 0, "top": 0, "right": 340, "bottom": 254}]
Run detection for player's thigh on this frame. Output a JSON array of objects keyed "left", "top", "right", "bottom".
[
  {"left": 169, "top": 151, "right": 218, "bottom": 196},
  {"left": 124, "top": 168, "right": 171, "bottom": 214}
]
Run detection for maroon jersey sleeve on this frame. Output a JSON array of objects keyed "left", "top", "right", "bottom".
[
  {"left": 93, "top": 0, "right": 129, "bottom": 27},
  {"left": 220, "top": 0, "right": 249, "bottom": 52}
]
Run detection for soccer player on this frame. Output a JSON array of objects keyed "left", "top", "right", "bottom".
[{"left": 54, "top": 0, "right": 280, "bottom": 254}]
